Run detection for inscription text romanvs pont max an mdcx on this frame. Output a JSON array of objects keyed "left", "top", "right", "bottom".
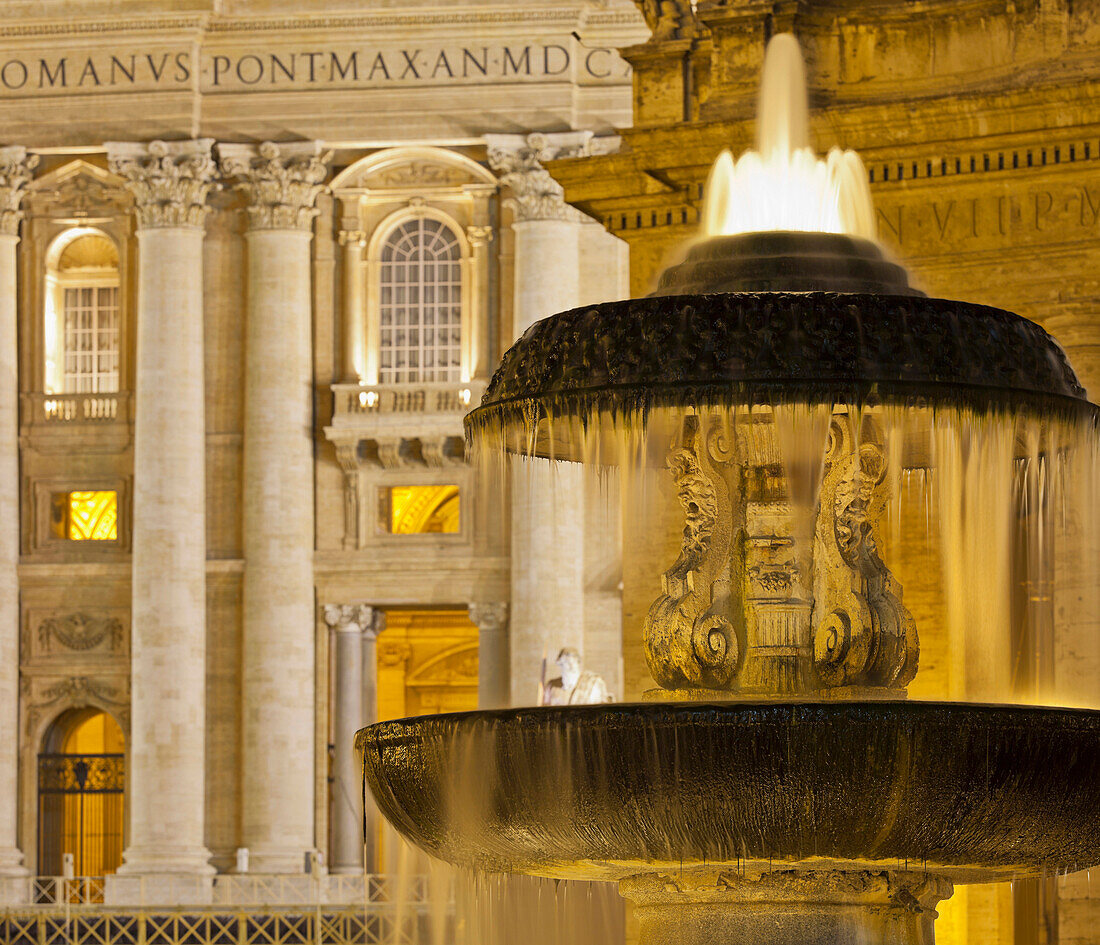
[{"left": 0, "top": 43, "right": 629, "bottom": 95}]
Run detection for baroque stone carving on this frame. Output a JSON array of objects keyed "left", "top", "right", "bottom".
[
  {"left": 644, "top": 416, "right": 742, "bottom": 689},
  {"left": 24, "top": 674, "right": 130, "bottom": 738},
  {"left": 0, "top": 146, "right": 38, "bottom": 236},
  {"left": 107, "top": 139, "right": 215, "bottom": 229},
  {"left": 487, "top": 133, "right": 615, "bottom": 223},
  {"left": 371, "top": 161, "right": 469, "bottom": 188},
  {"left": 38, "top": 613, "right": 124, "bottom": 653},
  {"left": 812, "top": 417, "right": 918, "bottom": 688},
  {"left": 220, "top": 141, "right": 331, "bottom": 231},
  {"left": 465, "top": 224, "right": 493, "bottom": 247}
]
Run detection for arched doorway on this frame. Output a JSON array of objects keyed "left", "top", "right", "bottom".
[{"left": 37, "top": 708, "right": 125, "bottom": 877}]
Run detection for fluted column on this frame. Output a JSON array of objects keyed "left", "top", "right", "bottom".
[
  {"left": 468, "top": 603, "right": 509, "bottom": 709},
  {"left": 0, "top": 148, "right": 35, "bottom": 881},
  {"left": 107, "top": 140, "right": 216, "bottom": 879},
  {"left": 220, "top": 142, "right": 329, "bottom": 874},
  {"left": 323, "top": 604, "right": 379, "bottom": 874}
]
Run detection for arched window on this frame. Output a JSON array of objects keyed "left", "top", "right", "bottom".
[
  {"left": 378, "top": 218, "right": 462, "bottom": 384},
  {"left": 44, "top": 230, "right": 120, "bottom": 395}
]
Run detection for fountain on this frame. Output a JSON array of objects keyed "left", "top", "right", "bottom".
[{"left": 357, "top": 34, "right": 1100, "bottom": 945}]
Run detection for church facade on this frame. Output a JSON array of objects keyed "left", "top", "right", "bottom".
[{"left": 0, "top": 0, "right": 646, "bottom": 901}]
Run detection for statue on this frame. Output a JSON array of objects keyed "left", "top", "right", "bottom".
[
  {"left": 541, "top": 648, "right": 613, "bottom": 705},
  {"left": 635, "top": 0, "right": 699, "bottom": 42}
]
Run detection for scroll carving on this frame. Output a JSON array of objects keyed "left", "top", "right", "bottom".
[
  {"left": 644, "top": 417, "right": 742, "bottom": 689},
  {"left": 812, "top": 418, "right": 918, "bottom": 688}
]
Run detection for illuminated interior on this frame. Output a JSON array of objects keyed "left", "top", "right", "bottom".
[
  {"left": 385, "top": 484, "right": 459, "bottom": 534},
  {"left": 51, "top": 490, "right": 118, "bottom": 541},
  {"left": 38, "top": 709, "right": 125, "bottom": 881}
]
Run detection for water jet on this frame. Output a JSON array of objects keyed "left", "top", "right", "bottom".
[{"left": 357, "top": 33, "right": 1100, "bottom": 945}]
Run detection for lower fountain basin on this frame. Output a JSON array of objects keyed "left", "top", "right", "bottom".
[{"left": 358, "top": 700, "right": 1100, "bottom": 884}]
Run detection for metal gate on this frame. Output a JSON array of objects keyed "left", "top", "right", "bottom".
[{"left": 37, "top": 752, "right": 124, "bottom": 882}]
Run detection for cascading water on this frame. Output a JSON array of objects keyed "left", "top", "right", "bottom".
[{"left": 358, "top": 34, "right": 1100, "bottom": 945}]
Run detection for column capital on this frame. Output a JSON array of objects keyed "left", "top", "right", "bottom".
[
  {"left": 466, "top": 224, "right": 494, "bottom": 248},
  {"left": 323, "top": 603, "right": 380, "bottom": 639},
  {"left": 0, "top": 146, "right": 38, "bottom": 237},
  {"left": 106, "top": 139, "right": 216, "bottom": 230},
  {"left": 219, "top": 141, "right": 331, "bottom": 232},
  {"left": 486, "top": 132, "right": 619, "bottom": 224},
  {"left": 468, "top": 601, "right": 509, "bottom": 633}
]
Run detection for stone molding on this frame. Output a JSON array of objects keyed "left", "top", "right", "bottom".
[
  {"left": 323, "top": 603, "right": 379, "bottom": 639},
  {"left": 486, "top": 132, "right": 619, "bottom": 223},
  {"left": 0, "top": 146, "right": 38, "bottom": 236},
  {"left": 106, "top": 139, "right": 216, "bottom": 230},
  {"left": 468, "top": 602, "right": 508, "bottom": 633},
  {"left": 21, "top": 673, "right": 130, "bottom": 739},
  {"left": 219, "top": 141, "right": 331, "bottom": 232}
]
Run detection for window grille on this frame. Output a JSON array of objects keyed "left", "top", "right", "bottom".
[
  {"left": 63, "top": 285, "right": 119, "bottom": 393},
  {"left": 378, "top": 218, "right": 462, "bottom": 384}
]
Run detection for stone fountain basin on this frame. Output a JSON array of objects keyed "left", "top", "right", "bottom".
[{"left": 358, "top": 700, "right": 1100, "bottom": 884}]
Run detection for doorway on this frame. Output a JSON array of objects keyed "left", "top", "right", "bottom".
[{"left": 37, "top": 707, "right": 125, "bottom": 877}]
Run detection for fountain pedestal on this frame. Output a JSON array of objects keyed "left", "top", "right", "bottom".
[{"left": 622, "top": 870, "right": 951, "bottom": 945}]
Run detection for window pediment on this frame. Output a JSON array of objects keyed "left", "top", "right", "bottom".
[
  {"left": 331, "top": 146, "right": 497, "bottom": 196},
  {"left": 27, "top": 160, "right": 130, "bottom": 221}
]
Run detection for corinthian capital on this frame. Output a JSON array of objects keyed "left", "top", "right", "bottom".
[
  {"left": 487, "top": 132, "right": 618, "bottom": 223},
  {"left": 323, "top": 603, "right": 379, "bottom": 638},
  {"left": 0, "top": 146, "right": 39, "bottom": 237},
  {"left": 219, "top": 141, "right": 331, "bottom": 232},
  {"left": 468, "top": 602, "right": 508, "bottom": 633},
  {"left": 107, "top": 139, "right": 216, "bottom": 230}
]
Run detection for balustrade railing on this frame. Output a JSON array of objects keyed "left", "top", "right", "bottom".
[
  {"left": 21, "top": 392, "right": 131, "bottom": 427},
  {"left": 0, "top": 873, "right": 431, "bottom": 909},
  {"left": 331, "top": 382, "right": 486, "bottom": 424}
]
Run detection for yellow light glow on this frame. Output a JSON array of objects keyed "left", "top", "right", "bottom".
[
  {"left": 387, "top": 485, "right": 459, "bottom": 534},
  {"left": 51, "top": 491, "right": 118, "bottom": 541}
]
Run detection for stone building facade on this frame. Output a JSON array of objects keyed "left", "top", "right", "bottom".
[{"left": 0, "top": 0, "right": 646, "bottom": 902}]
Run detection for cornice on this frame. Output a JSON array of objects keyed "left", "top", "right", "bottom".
[{"left": 0, "top": 8, "right": 610, "bottom": 38}]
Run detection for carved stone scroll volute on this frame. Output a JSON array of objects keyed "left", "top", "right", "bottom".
[
  {"left": 812, "top": 416, "right": 918, "bottom": 689},
  {"left": 644, "top": 416, "right": 743, "bottom": 689}
]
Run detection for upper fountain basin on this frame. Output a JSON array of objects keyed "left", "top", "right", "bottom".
[
  {"left": 464, "top": 287, "right": 1090, "bottom": 461},
  {"left": 358, "top": 700, "right": 1100, "bottom": 884}
]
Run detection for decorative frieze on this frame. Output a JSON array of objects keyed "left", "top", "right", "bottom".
[
  {"left": 37, "top": 613, "right": 124, "bottom": 653},
  {"left": 218, "top": 141, "right": 331, "bottom": 231},
  {"left": 106, "top": 139, "right": 216, "bottom": 229},
  {"left": 0, "top": 146, "right": 38, "bottom": 236},
  {"left": 486, "top": 132, "right": 619, "bottom": 223}
]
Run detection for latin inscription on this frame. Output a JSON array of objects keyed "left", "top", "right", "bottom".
[
  {"left": 874, "top": 184, "right": 1100, "bottom": 253},
  {"left": 0, "top": 43, "right": 629, "bottom": 95}
]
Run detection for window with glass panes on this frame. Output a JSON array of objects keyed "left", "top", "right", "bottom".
[
  {"left": 379, "top": 218, "right": 462, "bottom": 384},
  {"left": 63, "top": 285, "right": 119, "bottom": 393}
]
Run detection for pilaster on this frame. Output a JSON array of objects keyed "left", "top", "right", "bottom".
[{"left": 0, "top": 147, "right": 36, "bottom": 884}]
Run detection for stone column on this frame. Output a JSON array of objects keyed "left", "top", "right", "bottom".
[
  {"left": 468, "top": 603, "right": 509, "bottom": 709},
  {"left": 487, "top": 133, "right": 624, "bottom": 705},
  {"left": 0, "top": 147, "right": 35, "bottom": 883},
  {"left": 107, "top": 139, "right": 216, "bottom": 880},
  {"left": 220, "top": 142, "right": 329, "bottom": 874},
  {"left": 322, "top": 604, "right": 378, "bottom": 874}
]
